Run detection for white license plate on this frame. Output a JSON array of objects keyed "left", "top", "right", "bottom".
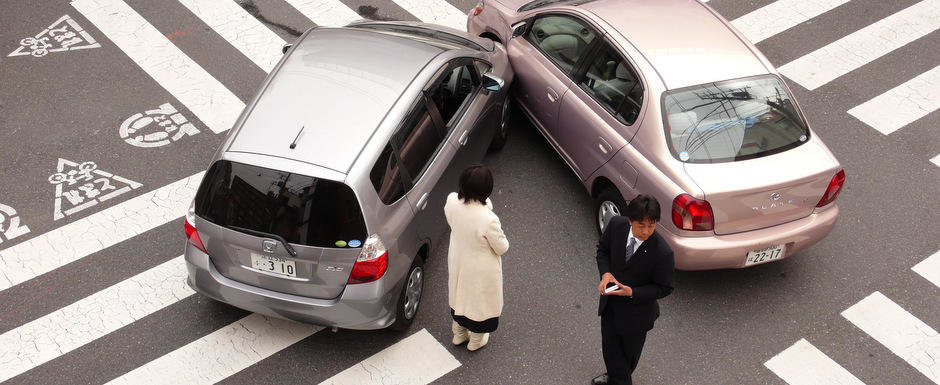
[
  {"left": 250, "top": 253, "right": 297, "bottom": 277},
  {"left": 745, "top": 244, "right": 785, "bottom": 266}
]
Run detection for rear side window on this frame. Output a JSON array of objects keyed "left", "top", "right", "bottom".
[
  {"left": 195, "top": 160, "right": 367, "bottom": 247},
  {"left": 577, "top": 42, "right": 643, "bottom": 124},
  {"left": 662, "top": 75, "right": 810, "bottom": 163}
]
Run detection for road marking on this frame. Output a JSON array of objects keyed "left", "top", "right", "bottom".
[
  {"left": 390, "top": 0, "right": 467, "bottom": 31},
  {"left": 71, "top": 0, "right": 245, "bottom": 133},
  {"left": 764, "top": 338, "right": 866, "bottom": 385},
  {"left": 777, "top": 0, "right": 940, "bottom": 90},
  {"left": 847, "top": 65, "right": 940, "bottom": 135},
  {"left": 283, "top": 0, "right": 362, "bottom": 27},
  {"left": 320, "top": 328, "right": 461, "bottom": 385},
  {"left": 176, "top": 0, "right": 286, "bottom": 72},
  {"left": 49, "top": 159, "right": 143, "bottom": 220},
  {"left": 8, "top": 15, "right": 100, "bottom": 58},
  {"left": 0, "top": 204, "right": 30, "bottom": 243},
  {"left": 106, "top": 313, "right": 321, "bottom": 385},
  {"left": 0, "top": 256, "right": 193, "bottom": 383},
  {"left": 119, "top": 102, "right": 200, "bottom": 147},
  {"left": 0, "top": 172, "right": 202, "bottom": 292},
  {"left": 932, "top": 154, "right": 940, "bottom": 167},
  {"left": 730, "top": 0, "right": 850, "bottom": 44},
  {"left": 841, "top": 292, "right": 940, "bottom": 383},
  {"left": 912, "top": 250, "right": 940, "bottom": 289}
]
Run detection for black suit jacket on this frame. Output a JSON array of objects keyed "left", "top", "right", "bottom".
[{"left": 596, "top": 216, "right": 675, "bottom": 333}]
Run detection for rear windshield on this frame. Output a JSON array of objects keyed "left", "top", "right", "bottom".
[
  {"left": 662, "top": 75, "right": 810, "bottom": 163},
  {"left": 194, "top": 160, "right": 367, "bottom": 248}
]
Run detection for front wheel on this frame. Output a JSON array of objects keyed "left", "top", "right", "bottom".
[
  {"left": 488, "top": 96, "right": 511, "bottom": 151},
  {"left": 389, "top": 256, "right": 425, "bottom": 331},
  {"left": 595, "top": 187, "right": 626, "bottom": 235}
]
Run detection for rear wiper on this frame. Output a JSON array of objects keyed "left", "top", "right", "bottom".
[{"left": 225, "top": 225, "right": 298, "bottom": 257}]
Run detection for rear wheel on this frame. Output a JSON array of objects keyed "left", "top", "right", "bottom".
[
  {"left": 390, "top": 256, "right": 425, "bottom": 331},
  {"left": 595, "top": 187, "right": 626, "bottom": 235},
  {"left": 488, "top": 96, "right": 511, "bottom": 151}
]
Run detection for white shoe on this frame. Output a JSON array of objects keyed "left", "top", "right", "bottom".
[
  {"left": 467, "top": 332, "right": 489, "bottom": 351},
  {"left": 452, "top": 321, "right": 469, "bottom": 345}
]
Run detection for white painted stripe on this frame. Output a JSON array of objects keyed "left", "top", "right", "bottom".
[
  {"left": 932, "top": 154, "right": 940, "bottom": 167},
  {"left": 841, "top": 292, "right": 940, "bottom": 383},
  {"left": 731, "top": 0, "right": 850, "bottom": 43},
  {"left": 0, "top": 172, "right": 202, "bottom": 292},
  {"left": 0, "top": 256, "right": 193, "bottom": 383},
  {"left": 283, "top": 0, "right": 362, "bottom": 27},
  {"left": 390, "top": 0, "right": 467, "bottom": 31},
  {"left": 777, "top": 0, "right": 940, "bottom": 90},
  {"left": 320, "top": 328, "right": 461, "bottom": 385},
  {"left": 764, "top": 339, "right": 866, "bottom": 385},
  {"left": 912, "top": 250, "right": 940, "bottom": 289},
  {"left": 106, "top": 313, "right": 320, "bottom": 385},
  {"left": 177, "top": 0, "right": 287, "bottom": 72},
  {"left": 847, "top": 65, "right": 940, "bottom": 135},
  {"left": 71, "top": 0, "right": 245, "bottom": 133}
]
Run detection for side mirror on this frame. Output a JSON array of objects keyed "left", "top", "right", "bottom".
[
  {"left": 282, "top": 43, "right": 293, "bottom": 54},
  {"left": 482, "top": 73, "right": 505, "bottom": 93},
  {"left": 511, "top": 21, "right": 527, "bottom": 38}
]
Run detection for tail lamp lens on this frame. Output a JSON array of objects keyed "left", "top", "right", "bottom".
[
  {"left": 471, "top": 1, "right": 483, "bottom": 15},
  {"left": 184, "top": 201, "right": 207, "bottom": 254},
  {"left": 816, "top": 169, "right": 846, "bottom": 208},
  {"left": 348, "top": 234, "right": 389, "bottom": 284},
  {"left": 672, "top": 194, "right": 714, "bottom": 231}
]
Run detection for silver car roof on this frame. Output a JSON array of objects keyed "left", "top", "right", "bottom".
[{"left": 226, "top": 27, "right": 445, "bottom": 174}]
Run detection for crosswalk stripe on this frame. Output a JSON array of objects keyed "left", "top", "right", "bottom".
[
  {"left": 0, "top": 172, "right": 201, "bottom": 293},
  {"left": 71, "top": 0, "right": 246, "bottom": 133},
  {"left": 847, "top": 65, "right": 940, "bottom": 135},
  {"left": 177, "top": 0, "right": 287, "bottom": 72},
  {"left": 764, "top": 338, "right": 866, "bottom": 385},
  {"left": 730, "top": 0, "right": 850, "bottom": 44},
  {"left": 777, "top": 0, "right": 940, "bottom": 90},
  {"left": 320, "top": 328, "right": 461, "bottom": 385},
  {"left": 0, "top": 256, "right": 193, "bottom": 383},
  {"left": 932, "top": 154, "right": 940, "bottom": 167},
  {"left": 912, "top": 250, "right": 940, "bottom": 289},
  {"left": 106, "top": 313, "right": 321, "bottom": 384},
  {"left": 390, "top": 0, "right": 467, "bottom": 31},
  {"left": 283, "top": 0, "right": 362, "bottom": 27},
  {"left": 841, "top": 291, "right": 940, "bottom": 384}
]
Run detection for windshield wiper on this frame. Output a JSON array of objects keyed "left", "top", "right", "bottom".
[{"left": 225, "top": 225, "right": 298, "bottom": 257}]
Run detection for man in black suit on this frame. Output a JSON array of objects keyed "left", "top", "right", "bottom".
[{"left": 591, "top": 195, "right": 675, "bottom": 385}]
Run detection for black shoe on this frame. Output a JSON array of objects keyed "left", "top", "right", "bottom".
[{"left": 591, "top": 373, "right": 609, "bottom": 385}]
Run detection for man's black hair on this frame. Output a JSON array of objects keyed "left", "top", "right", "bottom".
[
  {"left": 625, "top": 194, "right": 661, "bottom": 222},
  {"left": 458, "top": 164, "right": 493, "bottom": 205}
]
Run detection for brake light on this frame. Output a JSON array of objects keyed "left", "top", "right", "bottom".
[
  {"left": 470, "top": 1, "right": 483, "bottom": 16},
  {"left": 184, "top": 201, "right": 207, "bottom": 254},
  {"left": 816, "top": 169, "right": 845, "bottom": 207},
  {"left": 348, "top": 234, "right": 388, "bottom": 284},
  {"left": 672, "top": 194, "right": 714, "bottom": 231}
]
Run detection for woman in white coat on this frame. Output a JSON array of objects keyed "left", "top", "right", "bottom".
[{"left": 444, "top": 165, "right": 509, "bottom": 351}]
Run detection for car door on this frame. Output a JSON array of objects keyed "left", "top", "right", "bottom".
[{"left": 508, "top": 13, "right": 597, "bottom": 138}]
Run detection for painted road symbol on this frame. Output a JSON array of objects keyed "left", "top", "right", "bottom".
[
  {"left": 8, "top": 15, "right": 100, "bottom": 58},
  {"left": 119, "top": 103, "right": 200, "bottom": 147},
  {"left": 0, "top": 204, "right": 30, "bottom": 244},
  {"left": 48, "top": 159, "right": 142, "bottom": 220}
]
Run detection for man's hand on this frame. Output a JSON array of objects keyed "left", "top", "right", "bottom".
[{"left": 598, "top": 273, "right": 632, "bottom": 296}]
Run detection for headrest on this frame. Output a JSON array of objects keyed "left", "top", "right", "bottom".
[{"left": 616, "top": 63, "right": 631, "bottom": 80}]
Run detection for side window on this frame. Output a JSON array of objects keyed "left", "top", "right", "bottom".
[
  {"left": 427, "top": 63, "right": 481, "bottom": 126},
  {"left": 577, "top": 43, "right": 644, "bottom": 124},
  {"left": 526, "top": 15, "right": 596, "bottom": 73},
  {"left": 370, "top": 143, "right": 406, "bottom": 204},
  {"left": 393, "top": 101, "right": 446, "bottom": 183}
]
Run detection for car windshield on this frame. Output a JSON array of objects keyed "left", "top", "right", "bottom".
[
  {"left": 194, "top": 160, "right": 367, "bottom": 248},
  {"left": 349, "top": 24, "right": 490, "bottom": 51},
  {"left": 518, "top": 0, "right": 598, "bottom": 12},
  {"left": 662, "top": 75, "right": 810, "bottom": 163}
]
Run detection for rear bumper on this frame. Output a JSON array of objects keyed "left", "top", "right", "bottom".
[
  {"left": 184, "top": 247, "right": 398, "bottom": 330},
  {"left": 665, "top": 204, "right": 839, "bottom": 270}
]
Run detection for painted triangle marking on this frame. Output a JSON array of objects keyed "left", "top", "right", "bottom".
[
  {"left": 48, "top": 159, "right": 142, "bottom": 221},
  {"left": 0, "top": 204, "right": 30, "bottom": 244},
  {"left": 8, "top": 15, "right": 100, "bottom": 58}
]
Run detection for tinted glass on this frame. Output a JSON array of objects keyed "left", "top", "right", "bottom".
[
  {"left": 527, "top": 15, "right": 596, "bottom": 73},
  {"left": 428, "top": 64, "right": 480, "bottom": 126},
  {"left": 195, "top": 160, "right": 367, "bottom": 247},
  {"left": 370, "top": 143, "right": 406, "bottom": 204},
  {"left": 393, "top": 102, "right": 445, "bottom": 181},
  {"left": 578, "top": 43, "right": 643, "bottom": 124},
  {"left": 663, "top": 76, "right": 810, "bottom": 163}
]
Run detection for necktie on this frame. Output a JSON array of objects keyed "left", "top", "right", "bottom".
[{"left": 625, "top": 237, "right": 636, "bottom": 264}]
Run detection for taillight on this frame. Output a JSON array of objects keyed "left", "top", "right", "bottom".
[
  {"left": 470, "top": 1, "right": 484, "bottom": 16},
  {"left": 184, "top": 201, "right": 207, "bottom": 254},
  {"left": 672, "top": 194, "right": 714, "bottom": 231},
  {"left": 816, "top": 169, "right": 845, "bottom": 208},
  {"left": 348, "top": 234, "right": 388, "bottom": 284}
]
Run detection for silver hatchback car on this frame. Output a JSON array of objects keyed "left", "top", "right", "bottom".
[{"left": 184, "top": 22, "right": 513, "bottom": 330}]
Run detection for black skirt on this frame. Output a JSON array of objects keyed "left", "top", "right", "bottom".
[{"left": 451, "top": 308, "right": 499, "bottom": 333}]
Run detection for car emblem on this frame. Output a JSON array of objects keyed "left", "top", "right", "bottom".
[
  {"left": 770, "top": 192, "right": 782, "bottom": 201},
  {"left": 262, "top": 240, "right": 277, "bottom": 253}
]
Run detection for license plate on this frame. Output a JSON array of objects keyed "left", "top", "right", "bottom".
[
  {"left": 250, "top": 253, "right": 297, "bottom": 277},
  {"left": 745, "top": 244, "right": 785, "bottom": 266}
]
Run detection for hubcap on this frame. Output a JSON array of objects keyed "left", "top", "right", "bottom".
[
  {"left": 598, "top": 200, "right": 620, "bottom": 232},
  {"left": 403, "top": 266, "right": 423, "bottom": 320}
]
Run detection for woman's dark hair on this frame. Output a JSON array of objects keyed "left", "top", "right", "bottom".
[
  {"left": 457, "top": 164, "right": 493, "bottom": 205},
  {"left": 625, "top": 194, "right": 661, "bottom": 222}
]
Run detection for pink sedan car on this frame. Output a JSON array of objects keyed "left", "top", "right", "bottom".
[{"left": 467, "top": 0, "right": 845, "bottom": 270}]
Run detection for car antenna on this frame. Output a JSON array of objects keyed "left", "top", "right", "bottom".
[{"left": 289, "top": 125, "right": 305, "bottom": 149}]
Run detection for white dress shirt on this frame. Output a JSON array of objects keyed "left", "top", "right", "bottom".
[{"left": 627, "top": 227, "right": 644, "bottom": 255}]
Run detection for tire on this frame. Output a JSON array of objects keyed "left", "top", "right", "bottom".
[
  {"left": 595, "top": 187, "right": 626, "bottom": 235},
  {"left": 488, "top": 95, "right": 512, "bottom": 151},
  {"left": 389, "top": 256, "right": 425, "bottom": 331}
]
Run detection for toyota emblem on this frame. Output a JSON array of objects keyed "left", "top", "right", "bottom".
[{"left": 770, "top": 192, "right": 782, "bottom": 201}]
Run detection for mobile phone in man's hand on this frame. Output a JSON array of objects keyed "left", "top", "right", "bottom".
[{"left": 604, "top": 283, "right": 620, "bottom": 294}]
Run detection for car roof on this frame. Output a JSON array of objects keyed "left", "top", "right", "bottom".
[
  {"left": 227, "top": 27, "right": 444, "bottom": 174},
  {"left": 580, "top": 0, "right": 770, "bottom": 90}
]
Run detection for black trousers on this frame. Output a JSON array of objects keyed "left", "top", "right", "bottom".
[{"left": 601, "top": 311, "right": 648, "bottom": 385}]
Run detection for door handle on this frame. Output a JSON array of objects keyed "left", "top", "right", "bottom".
[
  {"left": 598, "top": 137, "right": 612, "bottom": 154},
  {"left": 416, "top": 193, "right": 429, "bottom": 211},
  {"left": 458, "top": 130, "right": 469, "bottom": 146},
  {"left": 546, "top": 87, "right": 558, "bottom": 103}
]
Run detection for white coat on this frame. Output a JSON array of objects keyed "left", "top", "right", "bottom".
[{"left": 444, "top": 192, "right": 509, "bottom": 322}]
